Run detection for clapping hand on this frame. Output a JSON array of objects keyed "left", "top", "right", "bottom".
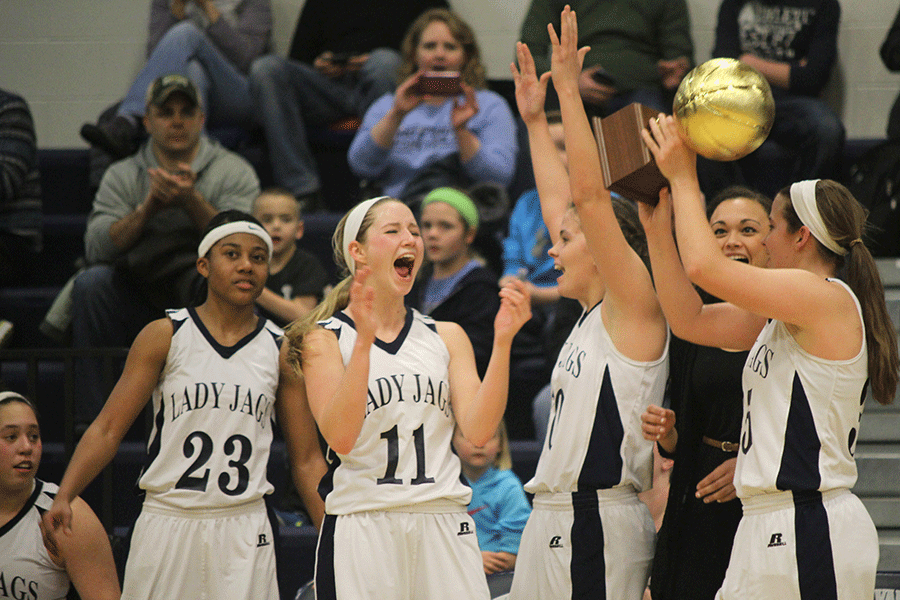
[
  {"left": 494, "top": 279, "right": 532, "bottom": 346},
  {"left": 347, "top": 267, "right": 377, "bottom": 346}
]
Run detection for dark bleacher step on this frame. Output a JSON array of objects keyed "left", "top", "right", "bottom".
[{"left": 0, "top": 286, "right": 63, "bottom": 349}]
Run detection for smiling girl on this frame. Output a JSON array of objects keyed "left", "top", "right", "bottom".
[
  {"left": 507, "top": 9, "right": 668, "bottom": 599},
  {"left": 640, "top": 108, "right": 898, "bottom": 599},
  {"left": 284, "top": 196, "right": 531, "bottom": 599}
]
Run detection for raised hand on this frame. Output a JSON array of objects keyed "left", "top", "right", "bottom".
[
  {"left": 511, "top": 41, "right": 551, "bottom": 125},
  {"left": 494, "top": 278, "right": 532, "bottom": 346},
  {"left": 637, "top": 186, "right": 675, "bottom": 241},
  {"left": 548, "top": 5, "right": 590, "bottom": 96},
  {"left": 347, "top": 267, "right": 377, "bottom": 345},
  {"left": 640, "top": 114, "right": 696, "bottom": 184}
]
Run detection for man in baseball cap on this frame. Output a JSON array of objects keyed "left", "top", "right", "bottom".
[{"left": 145, "top": 73, "right": 201, "bottom": 109}]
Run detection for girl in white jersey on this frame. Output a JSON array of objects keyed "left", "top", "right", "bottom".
[
  {"left": 42, "top": 211, "right": 328, "bottom": 600},
  {"left": 0, "top": 391, "right": 120, "bottom": 600},
  {"left": 639, "top": 114, "right": 899, "bottom": 600},
  {"left": 283, "top": 196, "right": 531, "bottom": 600},
  {"left": 507, "top": 9, "right": 669, "bottom": 599}
]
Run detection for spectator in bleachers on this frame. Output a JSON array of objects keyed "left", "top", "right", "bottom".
[
  {"left": 80, "top": 0, "right": 271, "bottom": 159},
  {"left": 406, "top": 187, "right": 500, "bottom": 378},
  {"left": 251, "top": 188, "right": 329, "bottom": 327},
  {"left": 452, "top": 419, "right": 531, "bottom": 575},
  {"left": 0, "top": 87, "right": 41, "bottom": 286},
  {"left": 249, "top": 0, "right": 447, "bottom": 210},
  {"left": 347, "top": 8, "right": 518, "bottom": 205},
  {"left": 518, "top": 0, "right": 693, "bottom": 115},
  {"left": 70, "top": 74, "right": 259, "bottom": 423},
  {"left": 699, "top": 0, "right": 845, "bottom": 197}
]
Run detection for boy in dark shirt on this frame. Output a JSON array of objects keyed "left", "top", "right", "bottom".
[{"left": 252, "top": 188, "right": 329, "bottom": 326}]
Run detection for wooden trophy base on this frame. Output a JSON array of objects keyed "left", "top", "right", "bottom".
[{"left": 592, "top": 103, "right": 669, "bottom": 205}]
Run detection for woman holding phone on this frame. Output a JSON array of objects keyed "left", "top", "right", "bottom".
[{"left": 347, "top": 8, "right": 517, "bottom": 204}]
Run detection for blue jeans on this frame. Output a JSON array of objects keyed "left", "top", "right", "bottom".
[
  {"left": 766, "top": 94, "right": 845, "bottom": 182},
  {"left": 71, "top": 264, "right": 161, "bottom": 422},
  {"left": 118, "top": 21, "right": 252, "bottom": 127},
  {"left": 248, "top": 48, "right": 400, "bottom": 196}
]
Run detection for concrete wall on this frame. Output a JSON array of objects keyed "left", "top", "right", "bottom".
[{"left": 0, "top": 0, "right": 897, "bottom": 148}]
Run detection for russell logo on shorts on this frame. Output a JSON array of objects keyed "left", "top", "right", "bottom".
[
  {"left": 458, "top": 522, "right": 474, "bottom": 536},
  {"left": 767, "top": 533, "right": 787, "bottom": 548},
  {"left": 549, "top": 536, "right": 564, "bottom": 549},
  {"left": 257, "top": 533, "right": 270, "bottom": 547}
]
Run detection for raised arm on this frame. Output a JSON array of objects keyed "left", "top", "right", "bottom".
[
  {"left": 276, "top": 344, "right": 327, "bottom": 529},
  {"left": 511, "top": 41, "right": 569, "bottom": 242},
  {"left": 642, "top": 115, "right": 846, "bottom": 337},
  {"left": 301, "top": 269, "right": 375, "bottom": 454},
  {"left": 551, "top": 7, "right": 666, "bottom": 359},
  {"left": 638, "top": 186, "right": 765, "bottom": 350},
  {"left": 44, "top": 319, "right": 171, "bottom": 537},
  {"left": 443, "top": 280, "right": 531, "bottom": 447}
]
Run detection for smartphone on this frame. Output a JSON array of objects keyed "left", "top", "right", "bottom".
[
  {"left": 329, "top": 52, "right": 355, "bottom": 65},
  {"left": 592, "top": 69, "right": 616, "bottom": 88},
  {"left": 415, "top": 71, "right": 463, "bottom": 96}
]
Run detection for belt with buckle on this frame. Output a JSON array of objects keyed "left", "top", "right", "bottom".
[{"left": 702, "top": 436, "right": 739, "bottom": 453}]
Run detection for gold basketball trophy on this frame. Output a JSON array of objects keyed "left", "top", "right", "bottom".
[{"left": 593, "top": 58, "right": 775, "bottom": 205}]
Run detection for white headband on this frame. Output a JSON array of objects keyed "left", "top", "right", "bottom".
[
  {"left": 790, "top": 180, "right": 847, "bottom": 257},
  {"left": 0, "top": 391, "right": 28, "bottom": 403},
  {"left": 198, "top": 221, "right": 273, "bottom": 260},
  {"left": 343, "top": 197, "right": 388, "bottom": 273}
]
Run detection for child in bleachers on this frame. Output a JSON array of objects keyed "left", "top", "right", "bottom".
[
  {"left": 453, "top": 419, "right": 531, "bottom": 575},
  {"left": 406, "top": 187, "right": 499, "bottom": 378},
  {"left": 252, "top": 188, "right": 330, "bottom": 327}
]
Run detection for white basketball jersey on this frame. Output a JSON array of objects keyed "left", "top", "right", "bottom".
[
  {"left": 318, "top": 309, "right": 471, "bottom": 514},
  {"left": 737, "top": 279, "right": 868, "bottom": 497},
  {"left": 0, "top": 480, "right": 70, "bottom": 600},
  {"left": 139, "top": 308, "right": 281, "bottom": 509},
  {"left": 526, "top": 304, "right": 668, "bottom": 494}
]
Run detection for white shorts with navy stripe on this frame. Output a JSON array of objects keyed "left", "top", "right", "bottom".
[
  {"left": 508, "top": 486, "right": 655, "bottom": 600},
  {"left": 122, "top": 497, "right": 278, "bottom": 600},
  {"left": 314, "top": 503, "right": 490, "bottom": 600},
  {"left": 716, "top": 489, "right": 878, "bottom": 600}
]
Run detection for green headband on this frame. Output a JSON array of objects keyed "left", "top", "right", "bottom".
[{"left": 421, "top": 187, "right": 479, "bottom": 229}]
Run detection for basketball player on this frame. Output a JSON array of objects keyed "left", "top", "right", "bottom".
[
  {"left": 506, "top": 9, "right": 669, "bottom": 599},
  {"left": 283, "top": 196, "right": 531, "bottom": 600},
  {"left": 42, "top": 211, "right": 327, "bottom": 599},
  {"left": 0, "top": 391, "right": 120, "bottom": 600},
  {"left": 639, "top": 114, "right": 898, "bottom": 599}
]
